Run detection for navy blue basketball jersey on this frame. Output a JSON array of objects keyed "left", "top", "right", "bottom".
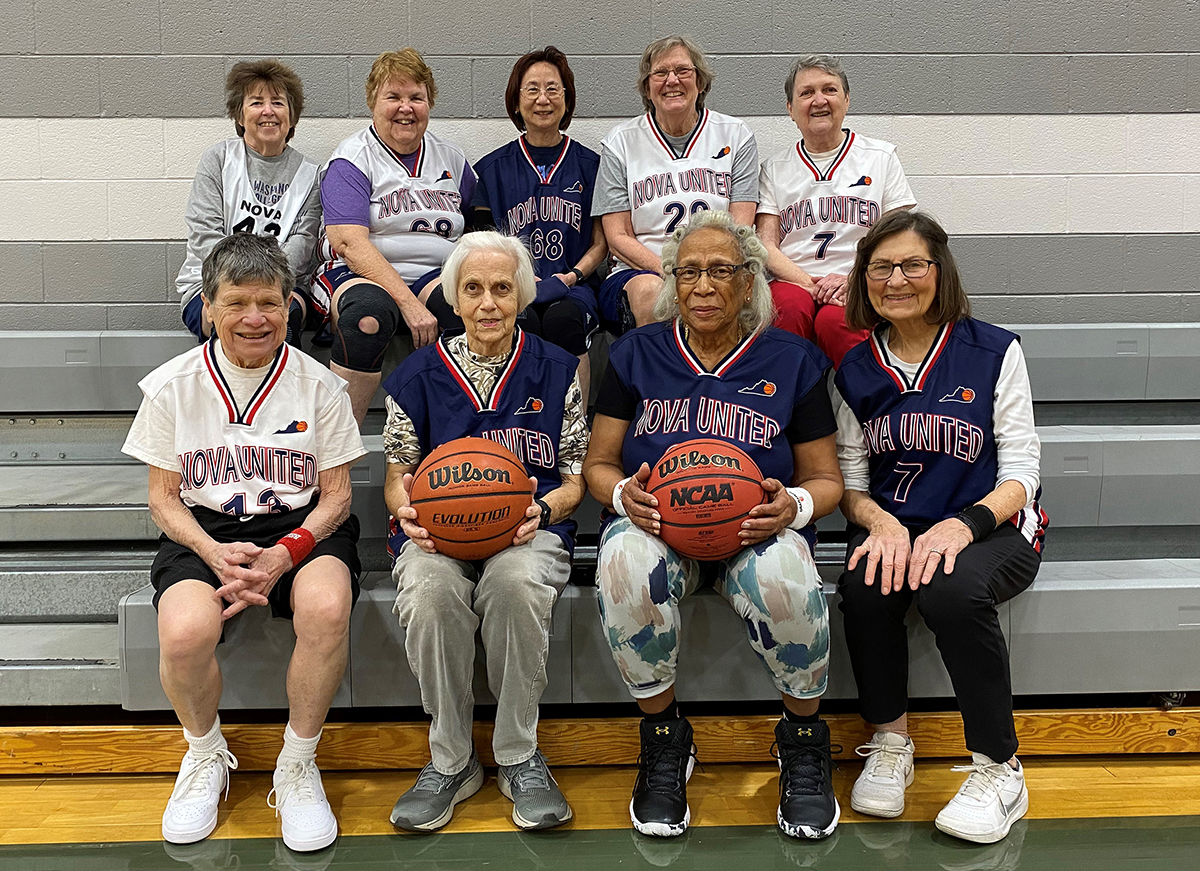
[
  {"left": 474, "top": 136, "right": 600, "bottom": 285},
  {"left": 382, "top": 329, "right": 580, "bottom": 557},
  {"left": 606, "top": 321, "right": 834, "bottom": 550},
  {"left": 835, "top": 318, "right": 1046, "bottom": 543}
]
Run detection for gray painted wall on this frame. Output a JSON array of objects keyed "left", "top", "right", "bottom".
[{"left": 1, "top": 0, "right": 1198, "bottom": 330}]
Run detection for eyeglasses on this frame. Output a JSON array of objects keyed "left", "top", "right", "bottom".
[
  {"left": 865, "top": 258, "right": 938, "bottom": 281},
  {"left": 671, "top": 264, "right": 747, "bottom": 284},
  {"left": 521, "top": 84, "right": 563, "bottom": 99},
  {"left": 649, "top": 66, "right": 696, "bottom": 81}
]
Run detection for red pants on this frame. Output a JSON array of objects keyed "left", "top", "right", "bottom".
[{"left": 769, "top": 280, "right": 869, "bottom": 368}]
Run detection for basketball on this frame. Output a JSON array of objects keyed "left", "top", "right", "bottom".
[
  {"left": 408, "top": 437, "right": 534, "bottom": 561},
  {"left": 645, "top": 439, "right": 766, "bottom": 560}
]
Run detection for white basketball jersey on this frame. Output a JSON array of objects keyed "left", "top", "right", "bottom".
[
  {"left": 602, "top": 110, "right": 755, "bottom": 272},
  {"left": 758, "top": 130, "right": 916, "bottom": 277},
  {"left": 176, "top": 139, "right": 319, "bottom": 305},
  {"left": 317, "top": 127, "right": 470, "bottom": 288},
  {"left": 126, "top": 341, "right": 364, "bottom": 516}
]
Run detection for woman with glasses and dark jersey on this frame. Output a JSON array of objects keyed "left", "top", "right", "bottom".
[
  {"left": 830, "top": 209, "right": 1047, "bottom": 846},
  {"left": 472, "top": 47, "right": 607, "bottom": 405},
  {"left": 591, "top": 36, "right": 760, "bottom": 335}
]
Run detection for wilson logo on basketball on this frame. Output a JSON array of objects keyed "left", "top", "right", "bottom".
[
  {"left": 657, "top": 449, "right": 743, "bottom": 478},
  {"left": 425, "top": 461, "right": 512, "bottom": 489},
  {"left": 670, "top": 483, "right": 735, "bottom": 507}
]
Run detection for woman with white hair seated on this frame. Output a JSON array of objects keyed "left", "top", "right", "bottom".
[
  {"left": 380, "top": 231, "right": 588, "bottom": 833},
  {"left": 582, "top": 209, "right": 844, "bottom": 840}
]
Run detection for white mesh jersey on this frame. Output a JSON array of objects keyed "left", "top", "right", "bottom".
[
  {"left": 758, "top": 130, "right": 916, "bottom": 278},
  {"left": 176, "top": 138, "right": 319, "bottom": 306},
  {"left": 316, "top": 127, "right": 470, "bottom": 299},
  {"left": 602, "top": 110, "right": 755, "bottom": 273},
  {"left": 122, "top": 340, "right": 366, "bottom": 516}
]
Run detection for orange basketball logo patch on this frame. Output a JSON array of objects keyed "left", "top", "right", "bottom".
[
  {"left": 296, "top": 421, "right": 308, "bottom": 432},
  {"left": 960, "top": 389, "right": 975, "bottom": 402}
]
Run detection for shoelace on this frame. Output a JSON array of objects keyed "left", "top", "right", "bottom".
[
  {"left": 267, "top": 760, "right": 319, "bottom": 815},
  {"left": 948, "top": 760, "right": 1013, "bottom": 801},
  {"left": 411, "top": 760, "right": 463, "bottom": 794},
  {"left": 855, "top": 740, "right": 909, "bottom": 780},
  {"left": 771, "top": 741, "right": 834, "bottom": 797},
  {"left": 170, "top": 747, "right": 239, "bottom": 803},
  {"left": 507, "top": 754, "right": 551, "bottom": 793},
  {"left": 638, "top": 740, "right": 695, "bottom": 792}
]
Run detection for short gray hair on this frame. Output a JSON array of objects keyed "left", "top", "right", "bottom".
[
  {"left": 784, "top": 54, "right": 849, "bottom": 101},
  {"left": 440, "top": 231, "right": 538, "bottom": 312},
  {"left": 655, "top": 210, "right": 776, "bottom": 336},
  {"left": 201, "top": 233, "right": 291, "bottom": 303},
  {"left": 638, "top": 35, "right": 715, "bottom": 114}
]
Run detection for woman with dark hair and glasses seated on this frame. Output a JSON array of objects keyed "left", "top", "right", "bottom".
[
  {"left": 472, "top": 46, "right": 607, "bottom": 405},
  {"left": 583, "top": 209, "right": 843, "bottom": 841},
  {"left": 831, "top": 209, "right": 1048, "bottom": 845}
]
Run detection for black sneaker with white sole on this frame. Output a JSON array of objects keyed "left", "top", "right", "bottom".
[
  {"left": 630, "top": 716, "right": 696, "bottom": 837},
  {"left": 773, "top": 718, "right": 840, "bottom": 839}
]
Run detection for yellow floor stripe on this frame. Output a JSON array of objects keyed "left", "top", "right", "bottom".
[{"left": 2, "top": 755, "right": 1200, "bottom": 845}]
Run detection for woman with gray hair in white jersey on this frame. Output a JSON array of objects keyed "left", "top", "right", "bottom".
[{"left": 176, "top": 59, "right": 321, "bottom": 347}]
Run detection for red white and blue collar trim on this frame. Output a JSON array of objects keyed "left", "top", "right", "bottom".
[
  {"left": 519, "top": 135, "right": 571, "bottom": 185},
  {"left": 869, "top": 322, "right": 953, "bottom": 394},
  {"left": 648, "top": 110, "right": 709, "bottom": 160},
  {"left": 370, "top": 125, "right": 424, "bottom": 177},
  {"left": 203, "top": 337, "right": 289, "bottom": 426},
  {"left": 436, "top": 329, "right": 526, "bottom": 413},
  {"left": 797, "top": 129, "right": 854, "bottom": 182},
  {"left": 672, "top": 318, "right": 758, "bottom": 378}
]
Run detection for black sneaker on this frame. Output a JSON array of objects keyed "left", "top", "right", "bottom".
[
  {"left": 630, "top": 716, "right": 696, "bottom": 837},
  {"left": 773, "top": 718, "right": 840, "bottom": 839}
]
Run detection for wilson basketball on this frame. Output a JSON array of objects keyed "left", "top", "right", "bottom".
[
  {"left": 645, "top": 439, "right": 766, "bottom": 560},
  {"left": 408, "top": 437, "right": 533, "bottom": 561}
]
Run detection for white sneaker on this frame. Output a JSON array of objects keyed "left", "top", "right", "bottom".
[
  {"left": 269, "top": 760, "right": 338, "bottom": 852},
  {"left": 935, "top": 754, "right": 1028, "bottom": 844},
  {"left": 161, "top": 746, "right": 239, "bottom": 844},
  {"left": 850, "top": 731, "right": 914, "bottom": 818}
]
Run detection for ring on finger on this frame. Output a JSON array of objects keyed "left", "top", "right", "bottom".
[{"left": 929, "top": 549, "right": 943, "bottom": 555}]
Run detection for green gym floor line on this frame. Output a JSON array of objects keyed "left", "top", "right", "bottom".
[{"left": 2, "top": 817, "right": 1199, "bottom": 871}]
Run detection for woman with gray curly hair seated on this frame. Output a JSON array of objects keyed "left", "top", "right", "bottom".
[{"left": 582, "top": 209, "right": 844, "bottom": 841}]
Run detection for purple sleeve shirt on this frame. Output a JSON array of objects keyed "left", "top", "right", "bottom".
[{"left": 320, "top": 158, "right": 372, "bottom": 227}]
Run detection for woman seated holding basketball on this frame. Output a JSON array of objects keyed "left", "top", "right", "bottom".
[
  {"left": 581, "top": 209, "right": 844, "bottom": 840},
  {"left": 381, "top": 231, "right": 588, "bottom": 833}
]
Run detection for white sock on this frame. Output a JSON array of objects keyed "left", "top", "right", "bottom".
[
  {"left": 277, "top": 722, "right": 321, "bottom": 769},
  {"left": 183, "top": 716, "right": 225, "bottom": 754}
]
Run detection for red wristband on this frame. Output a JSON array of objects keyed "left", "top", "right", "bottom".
[{"left": 277, "top": 528, "right": 316, "bottom": 567}]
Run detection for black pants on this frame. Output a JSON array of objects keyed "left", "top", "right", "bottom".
[{"left": 837, "top": 523, "right": 1041, "bottom": 762}]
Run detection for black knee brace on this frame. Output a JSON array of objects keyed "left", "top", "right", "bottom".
[
  {"left": 330, "top": 284, "right": 400, "bottom": 372},
  {"left": 285, "top": 296, "right": 304, "bottom": 348},
  {"left": 540, "top": 298, "right": 591, "bottom": 356}
]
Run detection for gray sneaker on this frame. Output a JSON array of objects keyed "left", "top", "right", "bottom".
[
  {"left": 389, "top": 754, "right": 484, "bottom": 832},
  {"left": 497, "top": 749, "right": 573, "bottom": 830}
]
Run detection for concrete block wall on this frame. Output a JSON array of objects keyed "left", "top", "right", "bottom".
[{"left": 1, "top": 0, "right": 1198, "bottom": 330}]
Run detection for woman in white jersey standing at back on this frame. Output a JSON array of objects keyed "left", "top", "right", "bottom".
[
  {"left": 592, "top": 36, "right": 760, "bottom": 334},
  {"left": 313, "top": 49, "right": 477, "bottom": 424},
  {"left": 176, "top": 60, "right": 321, "bottom": 347}
]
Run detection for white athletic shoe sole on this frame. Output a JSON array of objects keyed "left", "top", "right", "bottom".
[
  {"left": 935, "top": 789, "right": 1029, "bottom": 844},
  {"left": 281, "top": 814, "right": 338, "bottom": 852},
  {"left": 778, "top": 798, "right": 840, "bottom": 839},
  {"left": 850, "top": 765, "right": 915, "bottom": 818},
  {"left": 161, "top": 811, "right": 219, "bottom": 846}
]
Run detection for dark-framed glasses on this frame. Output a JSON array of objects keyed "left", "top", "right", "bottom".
[
  {"left": 671, "top": 263, "right": 747, "bottom": 284},
  {"left": 865, "top": 258, "right": 938, "bottom": 281}
]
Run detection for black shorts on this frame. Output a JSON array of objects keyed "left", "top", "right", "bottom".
[{"left": 151, "top": 499, "right": 361, "bottom": 619}]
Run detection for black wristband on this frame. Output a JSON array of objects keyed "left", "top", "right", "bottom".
[
  {"left": 535, "top": 497, "right": 552, "bottom": 530},
  {"left": 569, "top": 267, "right": 585, "bottom": 284},
  {"left": 955, "top": 504, "right": 998, "bottom": 542}
]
